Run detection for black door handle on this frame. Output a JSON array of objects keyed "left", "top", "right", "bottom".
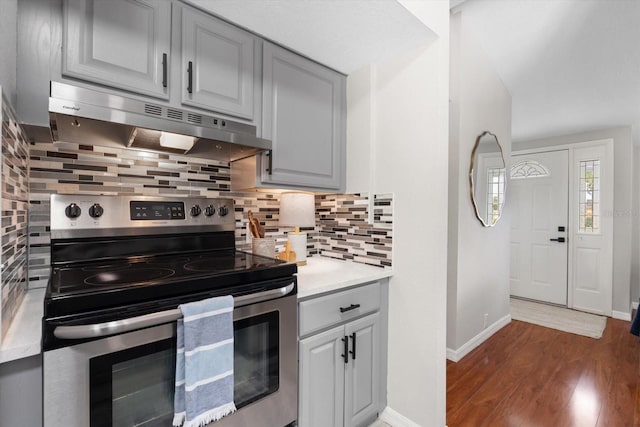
[
  {"left": 340, "top": 303, "right": 361, "bottom": 313},
  {"left": 162, "top": 53, "right": 167, "bottom": 88},
  {"left": 349, "top": 332, "right": 357, "bottom": 360},
  {"left": 341, "top": 336, "right": 349, "bottom": 364},
  {"left": 550, "top": 237, "right": 566, "bottom": 243},
  {"left": 187, "top": 61, "right": 193, "bottom": 94},
  {"left": 265, "top": 151, "right": 273, "bottom": 175}
]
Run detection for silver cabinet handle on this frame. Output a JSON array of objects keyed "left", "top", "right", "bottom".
[{"left": 54, "top": 283, "right": 295, "bottom": 339}]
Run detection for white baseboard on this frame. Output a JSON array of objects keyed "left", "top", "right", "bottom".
[
  {"left": 612, "top": 310, "right": 631, "bottom": 321},
  {"left": 379, "top": 407, "right": 421, "bottom": 427},
  {"left": 446, "top": 314, "right": 511, "bottom": 362}
]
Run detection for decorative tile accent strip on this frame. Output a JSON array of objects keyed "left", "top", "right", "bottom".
[
  {"left": 1, "top": 95, "right": 30, "bottom": 342},
  {"left": 316, "top": 193, "right": 393, "bottom": 268},
  {"left": 28, "top": 140, "right": 393, "bottom": 289}
]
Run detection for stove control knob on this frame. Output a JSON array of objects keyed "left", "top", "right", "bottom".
[
  {"left": 218, "top": 205, "right": 229, "bottom": 217},
  {"left": 190, "top": 204, "right": 202, "bottom": 217},
  {"left": 204, "top": 205, "right": 215, "bottom": 217},
  {"left": 65, "top": 203, "right": 81, "bottom": 219},
  {"left": 89, "top": 203, "right": 104, "bottom": 218}
]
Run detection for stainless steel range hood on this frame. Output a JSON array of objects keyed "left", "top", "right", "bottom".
[{"left": 48, "top": 81, "right": 270, "bottom": 162}]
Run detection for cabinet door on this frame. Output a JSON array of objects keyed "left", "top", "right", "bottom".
[
  {"left": 180, "top": 4, "right": 257, "bottom": 119},
  {"left": 299, "top": 326, "right": 346, "bottom": 427},
  {"left": 262, "top": 42, "right": 345, "bottom": 191},
  {"left": 344, "top": 313, "right": 381, "bottom": 427},
  {"left": 63, "top": 0, "right": 170, "bottom": 99}
]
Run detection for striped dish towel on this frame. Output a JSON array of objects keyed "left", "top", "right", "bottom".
[{"left": 173, "top": 296, "right": 237, "bottom": 427}]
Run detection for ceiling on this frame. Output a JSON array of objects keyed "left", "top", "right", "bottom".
[
  {"left": 453, "top": 0, "right": 640, "bottom": 144},
  {"left": 185, "top": 0, "right": 437, "bottom": 75}
]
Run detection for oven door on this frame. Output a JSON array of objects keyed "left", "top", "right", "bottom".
[{"left": 43, "top": 293, "right": 297, "bottom": 427}]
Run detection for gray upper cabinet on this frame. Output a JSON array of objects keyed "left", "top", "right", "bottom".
[
  {"left": 63, "top": 0, "right": 171, "bottom": 100},
  {"left": 61, "top": 0, "right": 259, "bottom": 121},
  {"left": 179, "top": 4, "right": 258, "bottom": 120},
  {"left": 261, "top": 41, "right": 345, "bottom": 191}
]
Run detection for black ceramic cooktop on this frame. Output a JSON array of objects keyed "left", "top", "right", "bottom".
[{"left": 46, "top": 249, "right": 296, "bottom": 317}]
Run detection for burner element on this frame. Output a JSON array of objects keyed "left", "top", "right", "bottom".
[{"left": 84, "top": 268, "right": 175, "bottom": 286}]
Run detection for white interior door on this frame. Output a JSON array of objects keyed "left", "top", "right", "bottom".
[{"left": 510, "top": 150, "right": 569, "bottom": 305}]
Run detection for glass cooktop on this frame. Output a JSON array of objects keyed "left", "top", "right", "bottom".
[
  {"left": 50, "top": 250, "right": 289, "bottom": 296},
  {"left": 45, "top": 249, "right": 297, "bottom": 320}
]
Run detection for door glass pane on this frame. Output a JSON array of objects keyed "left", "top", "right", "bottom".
[
  {"left": 510, "top": 160, "right": 550, "bottom": 179},
  {"left": 91, "top": 340, "right": 175, "bottom": 427},
  {"left": 486, "top": 168, "right": 505, "bottom": 223},
  {"left": 579, "top": 159, "right": 600, "bottom": 233},
  {"left": 113, "top": 351, "right": 174, "bottom": 426},
  {"left": 234, "top": 311, "right": 279, "bottom": 408}
]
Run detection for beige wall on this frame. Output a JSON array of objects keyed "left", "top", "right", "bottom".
[{"left": 447, "top": 10, "right": 513, "bottom": 357}]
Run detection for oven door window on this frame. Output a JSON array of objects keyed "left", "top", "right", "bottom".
[
  {"left": 90, "top": 339, "right": 176, "bottom": 427},
  {"left": 88, "top": 311, "right": 280, "bottom": 426},
  {"left": 234, "top": 310, "right": 280, "bottom": 408}
]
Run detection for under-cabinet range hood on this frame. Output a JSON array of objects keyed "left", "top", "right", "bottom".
[{"left": 48, "top": 81, "right": 271, "bottom": 162}]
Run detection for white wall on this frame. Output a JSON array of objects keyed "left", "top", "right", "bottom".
[
  {"left": 346, "top": 1, "right": 450, "bottom": 425},
  {"left": 632, "top": 145, "right": 639, "bottom": 307},
  {"left": 0, "top": 0, "right": 17, "bottom": 105},
  {"left": 447, "top": 11, "right": 512, "bottom": 356},
  {"left": 513, "top": 126, "right": 634, "bottom": 316}
]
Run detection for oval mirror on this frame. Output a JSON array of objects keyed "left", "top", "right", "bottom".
[{"left": 469, "top": 131, "right": 506, "bottom": 227}]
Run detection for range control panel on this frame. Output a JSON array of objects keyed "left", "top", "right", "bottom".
[
  {"left": 130, "top": 201, "right": 186, "bottom": 220},
  {"left": 50, "top": 195, "right": 235, "bottom": 239}
]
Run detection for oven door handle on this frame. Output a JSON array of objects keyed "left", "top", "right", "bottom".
[{"left": 53, "top": 282, "right": 295, "bottom": 340}]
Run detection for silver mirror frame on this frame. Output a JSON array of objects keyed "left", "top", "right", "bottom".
[{"left": 469, "top": 131, "right": 506, "bottom": 227}]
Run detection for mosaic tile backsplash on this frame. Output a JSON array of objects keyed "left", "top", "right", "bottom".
[
  {"left": 316, "top": 193, "right": 393, "bottom": 267},
  {"left": 1, "top": 95, "right": 30, "bottom": 341},
  {"left": 28, "top": 140, "right": 393, "bottom": 289}
]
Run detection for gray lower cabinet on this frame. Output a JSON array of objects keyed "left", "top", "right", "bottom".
[
  {"left": 299, "top": 326, "right": 346, "bottom": 427},
  {"left": 0, "top": 355, "right": 43, "bottom": 427},
  {"left": 259, "top": 41, "right": 345, "bottom": 191},
  {"left": 63, "top": 0, "right": 171, "bottom": 100},
  {"left": 298, "top": 283, "right": 382, "bottom": 427}
]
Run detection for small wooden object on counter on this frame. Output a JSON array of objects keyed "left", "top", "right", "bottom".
[
  {"left": 248, "top": 210, "right": 265, "bottom": 238},
  {"left": 278, "top": 241, "right": 297, "bottom": 263}
]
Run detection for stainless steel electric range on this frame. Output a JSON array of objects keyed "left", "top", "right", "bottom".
[{"left": 42, "top": 194, "right": 298, "bottom": 427}]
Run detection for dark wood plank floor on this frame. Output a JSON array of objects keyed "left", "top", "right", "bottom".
[{"left": 447, "top": 318, "right": 640, "bottom": 427}]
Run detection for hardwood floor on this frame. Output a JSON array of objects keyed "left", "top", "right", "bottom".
[{"left": 447, "top": 318, "right": 640, "bottom": 427}]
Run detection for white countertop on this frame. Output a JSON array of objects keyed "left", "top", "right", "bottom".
[
  {"left": 296, "top": 256, "right": 392, "bottom": 299},
  {"left": 0, "top": 288, "right": 45, "bottom": 364}
]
